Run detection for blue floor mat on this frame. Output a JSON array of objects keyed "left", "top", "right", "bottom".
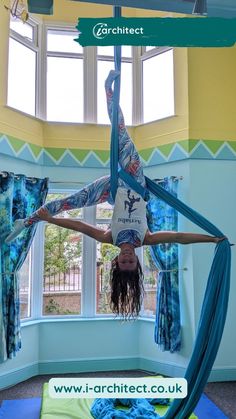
[
  {"left": 0, "top": 394, "right": 228, "bottom": 419},
  {"left": 194, "top": 394, "right": 228, "bottom": 419},
  {"left": 0, "top": 398, "right": 41, "bottom": 419}
]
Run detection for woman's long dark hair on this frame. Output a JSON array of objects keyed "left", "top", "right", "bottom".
[{"left": 110, "top": 256, "right": 144, "bottom": 319}]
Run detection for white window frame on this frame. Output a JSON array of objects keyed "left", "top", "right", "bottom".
[
  {"left": 139, "top": 245, "right": 158, "bottom": 319},
  {"left": 8, "top": 15, "right": 41, "bottom": 117},
  {"left": 44, "top": 23, "right": 84, "bottom": 123},
  {"left": 8, "top": 20, "right": 175, "bottom": 126},
  {"left": 39, "top": 189, "right": 85, "bottom": 319},
  {"left": 20, "top": 192, "right": 95, "bottom": 321},
  {"left": 95, "top": 206, "right": 116, "bottom": 318},
  {"left": 82, "top": 206, "right": 97, "bottom": 317},
  {"left": 19, "top": 247, "right": 33, "bottom": 322},
  {"left": 139, "top": 46, "right": 175, "bottom": 125},
  {"left": 30, "top": 223, "right": 44, "bottom": 319}
]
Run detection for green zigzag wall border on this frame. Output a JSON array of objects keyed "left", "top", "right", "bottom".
[{"left": 1, "top": 133, "right": 236, "bottom": 168}]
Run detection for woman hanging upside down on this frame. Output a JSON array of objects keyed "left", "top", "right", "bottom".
[{"left": 5, "top": 70, "right": 225, "bottom": 317}]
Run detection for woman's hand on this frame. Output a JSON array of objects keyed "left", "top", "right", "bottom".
[
  {"left": 214, "top": 236, "right": 227, "bottom": 243},
  {"left": 36, "top": 207, "right": 53, "bottom": 222}
]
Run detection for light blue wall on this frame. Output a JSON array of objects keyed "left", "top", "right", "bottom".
[
  {"left": 0, "top": 154, "right": 108, "bottom": 186},
  {"left": 0, "top": 155, "right": 44, "bottom": 178},
  {"left": 0, "top": 155, "right": 236, "bottom": 388},
  {"left": 0, "top": 320, "right": 140, "bottom": 390},
  {"left": 38, "top": 319, "right": 139, "bottom": 364},
  {"left": 0, "top": 324, "right": 39, "bottom": 389},
  {"left": 140, "top": 159, "right": 236, "bottom": 382},
  {"left": 189, "top": 160, "right": 236, "bottom": 380}
]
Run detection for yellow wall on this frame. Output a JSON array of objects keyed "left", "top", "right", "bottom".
[
  {"left": 43, "top": 122, "right": 135, "bottom": 150},
  {"left": 0, "top": 1, "right": 235, "bottom": 151},
  {"left": 188, "top": 47, "right": 236, "bottom": 140},
  {"left": 42, "top": 0, "right": 138, "bottom": 22}
]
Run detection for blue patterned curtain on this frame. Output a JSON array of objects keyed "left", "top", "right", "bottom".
[
  {"left": 0, "top": 172, "right": 48, "bottom": 362},
  {"left": 146, "top": 177, "right": 180, "bottom": 353}
]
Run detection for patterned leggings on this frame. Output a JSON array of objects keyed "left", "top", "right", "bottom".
[{"left": 25, "top": 70, "right": 146, "bottom": 226}]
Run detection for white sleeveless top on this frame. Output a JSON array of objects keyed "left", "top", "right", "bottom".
[{"left": 111, "top": 187, "right": 148, "bottom": 247}]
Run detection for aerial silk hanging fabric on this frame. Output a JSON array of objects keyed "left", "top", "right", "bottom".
[
  {"left": 109, "top": 7, "right": 231, "bottom": 417},
  {"left": 91, "top": 398, "right": 170, "bottom": 419}
]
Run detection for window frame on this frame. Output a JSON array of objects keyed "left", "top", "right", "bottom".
[
  {"left": 140, "top": 245, "right": 158, "bottom": 318},
  {"left": 19, "top": 247, "right": 33, "bottom": 322},
  {"left": 140, "top": 46, "right": 175, "bottom": 125},
  {"left": 40, "top": 189, "right": 85, "bottom": 318},
  {"left": 7, "top": 20, "right": 175, "bottom": 126},
  {"left": 95, "top": 203, "right": 116, "bottom": 317},
  {"left": 8, "top": 15, "right": 40, "bottom": 117},
  {"left": 44, "top": 24, "right": 84, "bottom": 123}
]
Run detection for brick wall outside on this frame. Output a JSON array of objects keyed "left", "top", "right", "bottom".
[{"left": 21, "top": 290, "right": 157, "bottom": 318}]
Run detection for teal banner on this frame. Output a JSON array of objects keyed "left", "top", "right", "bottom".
[{"left": 76, "top": 17, "right": 236, "bottom": 47}]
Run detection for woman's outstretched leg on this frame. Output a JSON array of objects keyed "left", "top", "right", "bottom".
[
  {"left": 5, "top": 175, "right": 111, "bottom": 243},
  {"left": 105, "top": 70, "right": 145, "bottom": 188}
]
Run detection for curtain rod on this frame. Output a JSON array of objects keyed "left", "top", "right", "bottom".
[
  {"left": 1, "top": 172, "right": 183, "bottom": 184},
  {"left": 49, "top": 176, "right": 183, "bottom": 185},
  {"left": 153, "top": 176, "right": 183, "bottom": 183},
  {"left": 0, "top": 171, "right": 39, "bottom": 182}
]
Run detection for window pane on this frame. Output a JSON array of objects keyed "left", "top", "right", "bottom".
[
  {"left": 96, "top": 201, "right": 113, "bottom": 219},
  {"left": 47, "top": 30, "right": 83, "bottom": 54},
  {"left": 96, "top": 225, "right": 119, "bottom": 315},
  {"left": 142, "top": 246, "right": 158, "bottom": 316},
  {"left": 43, "top": 225, "right": 82, "bottom": 316},
  {"left": 97, "top": 46, "right": 132, "bottom": 58},
  {"left": 10, "top": 19, "right": 33, "bottom": 39},
  {"left": 145, "top": 46, "right": 156, "bottom": 52},
  {"left": 47, "top": 56, "right": 83, "bottom": 122},
  {"left": 143, "top": 49, "right": 174, "bottom": 123},
  {"left": 97, "top": 61, "right": 132, "bottom": 125},
  {"left": 8, "top": 38, "right": 36, "bottom": 115},
  {"left": 43, "top": 193, "right": 83, "bottom": 316},
  {"left": 19, "top": 251, "right": 31, "bottom": 319}
]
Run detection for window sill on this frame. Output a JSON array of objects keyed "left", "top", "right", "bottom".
[
  {"left": 20, "top": 315, "right": 155, "bottom": 327},
  {"left": 138, "top": 316, "right": 155, "bottom": 323},
  {"left": 5, "top": 105, "right": 42, "bottom": 122},
  {"left": 4, "top": 105, "right": 176, "bottom": 129},
  {"left": 135, "top": 113, "right": 176, "bottom": 127}
]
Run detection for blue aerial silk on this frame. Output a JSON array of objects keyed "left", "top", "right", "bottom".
[
  {"left": 91, "top": 398, "right": 169, "bottom": 419},
  {"left": 110, "top": 10, "right": 231, "bottom": 417},
  {"left": 110, "top": 6, "right": 121, "bottom": 201}
]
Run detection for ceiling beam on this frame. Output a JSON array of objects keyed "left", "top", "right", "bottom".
[
  {"left": 70, "top": 0, "right": 195, "bottom": 14},
  {"left": 71, "top": 1, "right": 236, "bottom": 18}
]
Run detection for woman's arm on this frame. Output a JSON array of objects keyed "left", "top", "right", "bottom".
[
  {"left": 144, "top": 231, "right": 226, "bottom": 246},
  {"left": 37, "top": 208, "right": 112, "bottom": 244}
]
